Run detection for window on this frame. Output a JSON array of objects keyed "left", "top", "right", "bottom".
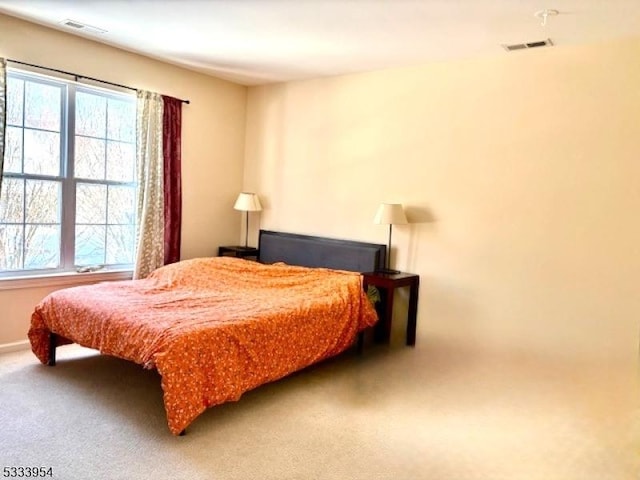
[{"left": 0, "top": 70, "right": 137, "bottom": 277}]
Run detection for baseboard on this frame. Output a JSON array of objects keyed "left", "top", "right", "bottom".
[{"left": 0, "top": 340, "right": 30, "bottom": 354}]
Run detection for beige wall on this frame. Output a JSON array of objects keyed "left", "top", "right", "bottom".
[
  {"left": 245, "top": 38, "right": 640, "bottom": 367},
  {"left": 2, "top": 12, "right": 639, "bottom": 372},
  {"left": 0, "top": 14, "right": 247, "bottom": 345}
]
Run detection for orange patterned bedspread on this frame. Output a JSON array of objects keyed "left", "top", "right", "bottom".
[{"left": 28, "top": 257, "right": 378, "bottom": 434}]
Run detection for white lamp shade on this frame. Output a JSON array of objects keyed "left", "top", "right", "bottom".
[
  {"left": 374, "top": 203, "right": 408, "bottom": 225},
  {"left": 233, "top": 192, "right": 262, "bottom": 212}
]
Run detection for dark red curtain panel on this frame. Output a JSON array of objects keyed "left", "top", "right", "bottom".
[{"left": 162, "top": 95, "right": 182, "bottom": 265}]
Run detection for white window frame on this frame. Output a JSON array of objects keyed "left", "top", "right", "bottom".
[{"left": 0, "top": 69, "right": 137, "bottom": 281}]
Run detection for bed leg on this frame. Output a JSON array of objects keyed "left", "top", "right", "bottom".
[
  {"left": 47, "top": 333, "right": 57, "bottom": 366},
  {"left": 356, "top": 331, "right": 365, "bottom": 354}
]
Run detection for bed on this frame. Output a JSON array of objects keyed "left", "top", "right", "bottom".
[{"left": 28, "top": 230, "right": 386, "bottom": 435}]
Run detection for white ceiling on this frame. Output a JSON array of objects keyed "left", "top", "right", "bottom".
[{"left": 1, "top": 0, "right": 639, "bottom": 85}]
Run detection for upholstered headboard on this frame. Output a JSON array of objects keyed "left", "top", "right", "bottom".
[{"left": 257, "top": 230, "right": 385, "bottom": 273}]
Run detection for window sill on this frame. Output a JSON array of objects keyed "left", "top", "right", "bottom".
[{"left": 0, "top": 269, "right": 133, "bottom": 291}]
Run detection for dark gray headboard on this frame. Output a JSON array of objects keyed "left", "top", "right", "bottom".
[{"left": 258, "top": 230, "right": 385, "bottom": 273}]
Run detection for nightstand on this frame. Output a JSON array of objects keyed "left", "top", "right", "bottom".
[
  {"left": 362, "top": 271, "right": 420, "bottom": 346},
  {"left": 218, "top": 246, "right": 260, "bottom": 260}
]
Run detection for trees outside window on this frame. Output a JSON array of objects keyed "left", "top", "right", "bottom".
[{"left": 0, "top": 71, "right": 137, "bottom": 275}]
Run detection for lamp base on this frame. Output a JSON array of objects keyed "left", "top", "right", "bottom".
[{"left": 375, "top": 268, "right": 402, "bottom": 275}]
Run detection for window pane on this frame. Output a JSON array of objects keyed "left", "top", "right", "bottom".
[
  {"left": 76, "top": 91, "right": 106, "bottom": 137},
  {"left": 3, "top": 72, "right": 137, "bottom": 276},
  {"left": 106, "top": 225, "right": 135, "bottom": 264},
  {"left": 76, "top": 183, "right": 107, "bottom": 224},
  {"left": 25, "top": 180, "right": 61, "bottom": 223},
  {"left": 6, "top": 77, "right": 24, "bottom": 126},
  {"left": 24, "top": 225, "right": 60, "bottom": 269},
  {"left": 75, "top": 136, "right": 106, "bottom": 180},
  {"left": 0, "top": 178, "right": 24, "bottom": 223},
  {"left": 75, "top": 225, "right": 105, "bottom": 266},
  {"left": 107, "top": 98, "right": 135, "bottom": 142},
  {"left": 23, "top": 129, "right": 60, "bottom": 175},
  {"left": 24, "top": 81, "right": 61, "bottom": 131},
  {"left": 108, "top": 185, "right": 136, "bottom": 224},
  {"left": 106, "top": 141, "right": 135, "bottom": 182},
  {"left": 0, "top": 225, "right": 24, "bottom": 270},
  {"left": 4, "top": 126, "right": 23, "bottom": 173}
]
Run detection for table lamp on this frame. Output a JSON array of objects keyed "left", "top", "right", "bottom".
[
  {"left": 234, "top": 192, "right": 262, "bottom": 248},
  {"left": 374, "top": 203, "right": 408, "bottom": 273}
]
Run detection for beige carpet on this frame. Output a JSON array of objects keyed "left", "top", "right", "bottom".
[{"left": 0, "top": 338, "right": 637, "bottom": 480}]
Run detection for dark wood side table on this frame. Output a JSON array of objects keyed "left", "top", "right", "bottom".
[
  {"left": 362, "top": 271, "right": 420, "bottom": 346},
  {"left": 218, "top": 246, "right": 260, "bottom": 260}
]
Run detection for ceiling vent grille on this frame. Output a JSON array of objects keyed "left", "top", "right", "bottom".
[
  {"left": 59, "top": 19, "right": 107, "bottom": 34},
  {"left": 502, "top": 39, "right": 553, "bottom": 52}
]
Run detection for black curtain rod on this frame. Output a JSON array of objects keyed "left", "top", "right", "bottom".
[{"left": 7, "top": 59, "right": 190, "bottom": 104}]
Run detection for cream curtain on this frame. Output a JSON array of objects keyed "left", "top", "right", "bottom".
[
  {"left": 0, "top": 58, "right": 6, "bottom": 198},
  {"left": 134, "top": 91, "right": 164, "bottom": 279}
]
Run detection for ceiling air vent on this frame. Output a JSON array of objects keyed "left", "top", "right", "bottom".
[
  {"left": 59, "top": 19, "right": 107, "bottom": 34},
  {"left": 502, "top": 39, "right": 553, "bottom": 52}
]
